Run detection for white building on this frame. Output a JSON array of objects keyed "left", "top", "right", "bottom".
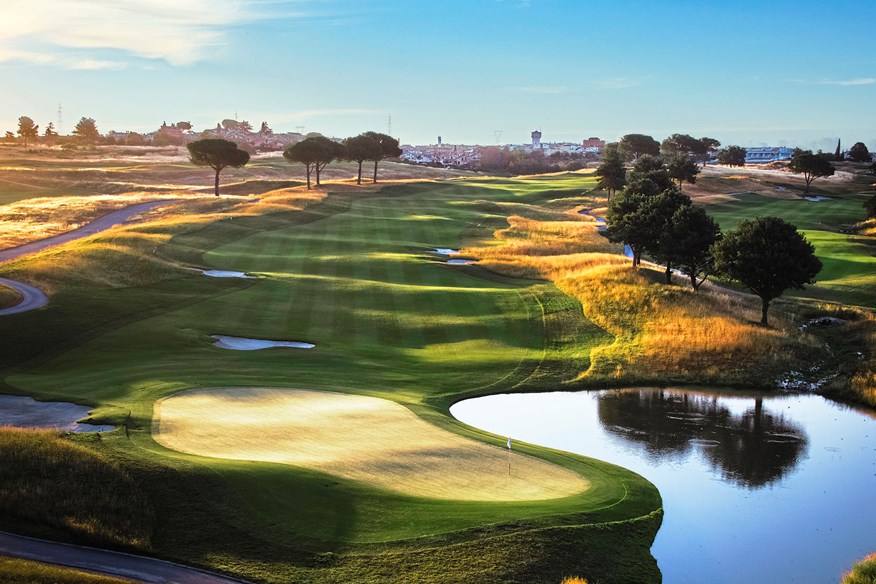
[{"left": 745, "top": 147, "right": 794, "bottom": 163}]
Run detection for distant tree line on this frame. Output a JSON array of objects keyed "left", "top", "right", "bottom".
[{"left": 186, "top": 131, "right": 402, "bottom": 194}]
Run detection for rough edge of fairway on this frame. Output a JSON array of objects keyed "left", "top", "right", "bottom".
[{"left": 152, "top": 387, "right": 589, "bottom": 502}]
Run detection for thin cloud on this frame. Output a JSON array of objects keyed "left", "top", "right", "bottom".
[
  {"left": 0, "top": 0, "right": 307, "bottom": 67},
  {"left": 515, "top": 86, "right": 567, "bottom": 94},
  {"left": 595, "top": 77, "right": 643, "bottom": 90},
  {"left": 817, "top": 78, "right": 875, "bottom": 86}
]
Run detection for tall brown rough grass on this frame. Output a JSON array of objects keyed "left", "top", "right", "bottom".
[
  {"left": 842, "top": 552, "right": 876, "bottom": 584},
  {"left": 0, "top": 428, "right": 153, "bottom": 548},
  {"left": 0, "top": 555, "right": 135, "bottom": 583},
  {"left": 466, "top": 212, "right": 819, "bottom": 385}
]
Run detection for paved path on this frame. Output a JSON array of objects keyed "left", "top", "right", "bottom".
[
  {"left": 0, "top": 276, "right": 48, "bottom": 316},
  {"left": 0, "top": 200, "right": 179, "bottom": 316},
  {"left": 0, "top": 531, "right": 251, "bottom": 583}
]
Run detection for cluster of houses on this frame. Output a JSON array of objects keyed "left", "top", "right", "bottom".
[{"left": 400, "top": 132, "right": 607, "bottom": 168}]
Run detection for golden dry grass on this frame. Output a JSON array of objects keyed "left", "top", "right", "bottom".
[
  {"left": 560, "top": 578, "right": 588, "bottom": 584},
  {"left": 0, "top": 193, "right": 189, "bottom": 249},
  {"left": 465, "top": 210, "right": 813, "bottom": 382},
  {"left": 153, "top": 387, "right": 589, "bottom": 502}
]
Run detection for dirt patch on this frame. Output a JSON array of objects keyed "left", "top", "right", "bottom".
[{"left": 153, "top": 387, "right": 588, "bottom": 501}]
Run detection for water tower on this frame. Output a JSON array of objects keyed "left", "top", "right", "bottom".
[{"left": 531, "top": 130, "right": 542, "bottom": 147}]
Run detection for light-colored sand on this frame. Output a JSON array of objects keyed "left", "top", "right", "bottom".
[
  {"left": 153, "top": 387, "right": 589, "bottom": 501},
  {"left": 210, "top": 335, "right": 315, "bottom": 350}
]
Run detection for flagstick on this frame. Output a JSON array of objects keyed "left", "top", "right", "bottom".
[{"left": 507, "top": 437, "right": 511, "bottom": 476}]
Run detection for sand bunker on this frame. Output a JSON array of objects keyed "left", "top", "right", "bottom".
[
  {"left": 804, "top": 196, "right": 830, "bottom": 202},
  {"left": 211, "top": 335, "right": 315, "bottom": 350},
  {"left": 447, "top": 259, "right": 476, "bottom": 265},
  {"left": 201, "top": 269, "right": 255, "bottom": 279},
  {"left": 0, "top": 395, "right": 115, "bottom": 432},
  {"left": 432, "top": 248, "right": 459, "bottom": 255},
  {"left": 153, "top": 388, "right": 588, "bottom": 501}
]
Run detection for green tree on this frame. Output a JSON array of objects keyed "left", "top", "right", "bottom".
[
  {"left": 788, "top": 150, "right": 835, "bottom": 193},
  {"left": 594, "top": 142, "right": 627, "bottom": 201},
  {"left": 712, "top": 216, "right": 822, "bottom": 325},
  {"left": 629, "top": 155, "right": 675, "bottom": 191},
  {"left": 43, "top": 122, "right": 57, "bottom": 145},
  {"left": 283, "top": 136, "right": 342, "bottom": 189},
  {"left": 605, "top": 177, "right": 690, "bottom": 268},
  {"left": 699, "top": 137, "right": 721, "bottom": 166},
  {"left": 17, "top": 116, "right": 39, "bottom": 147},
  {"left": 848, "top": 142, "right": 871, "bottom": 163},
  {"left": 658, "top": 205, "right": 721, "bottom": 290},
  {"left": 619, "top": 134, "right": 660, "bottom": 160},
  {"left": 834, "top": 138, "right": 842, "bottom": 161},
  {"left": 870, "top": 161, "right": 876, "bottom": 176},
  {"left": 362, "top": 131, "right": 403, "bottom": 183},
  {"left": 864, "top": 194, "right": 876, "bottom": 218},
  {"left": 665, "top": 153, "right": 700, "bottom": 190},
  {"left": 186, "top": 139, "right": 250, "bottom": 196},
  {"left": 72, "top": 117, "right": 100, "bottom": 146},
  {"left": 660, "top": 134, "right": 705, "bottom": 157},
  {"left": 176, "top": 121, "right": 192, "bottom": 131},
  {"left": 343, "top": 134, "right": 383, "bottom": 184},
  {"left": 717, "top": 145, "right": 746, "bottom": 167}
]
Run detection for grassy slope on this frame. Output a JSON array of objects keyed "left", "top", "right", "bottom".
[
  {"left": 0, "top": 556, "right": 134, "bottom": 584},
  {"left": 703, "top": 192, "right": 876, "bottom": 307},
  {"left": 0, "top": 174, "right": 661, "bottom": 583}
]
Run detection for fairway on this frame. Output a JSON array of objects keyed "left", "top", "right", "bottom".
[
  {"left": 703, "top": 192, "right": 876, "bottom": 306},
  {"left": 155, "top": 387, "right": 588, "bottom": 501},
  {"left": 0, "top": 173, "right": 663, "bottom": 582}
]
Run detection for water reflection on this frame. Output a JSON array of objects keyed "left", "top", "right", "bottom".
[{"left": 597, "top": 389, "right": 808, "bottom": 488}]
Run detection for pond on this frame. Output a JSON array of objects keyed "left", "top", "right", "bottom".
[
  {"left": 0, "top": 395, "right": 115, "bottom": 432},
  {"left": 451, "top": 388, "right": 876, "bottom": 584}
]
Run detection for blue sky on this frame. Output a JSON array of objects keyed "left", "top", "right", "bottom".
[{"left": 1, "top": 0, "right": 874, "bottom": 150}]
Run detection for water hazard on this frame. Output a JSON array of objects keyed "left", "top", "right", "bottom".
[
  {"left": 0, "top": 395, "right": 115, "bottom": 432},
  {"left": 451, "top": 388, "right": 876, "bottom": 584}
]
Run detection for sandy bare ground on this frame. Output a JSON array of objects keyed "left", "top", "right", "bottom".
[{"left": 154, "top": 388, "right": 589, "bottom": 502}]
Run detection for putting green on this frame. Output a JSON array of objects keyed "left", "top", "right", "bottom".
[{"left": 154, "top": 387, "right": 588, "bottom": 501}]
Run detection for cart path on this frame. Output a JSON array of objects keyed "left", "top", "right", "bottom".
[
  {"left": 0, "top": 530, "right": 252, "bottom": 584},
  {"left": 0, "top": 199, "right": 180, "bottom": 316}
]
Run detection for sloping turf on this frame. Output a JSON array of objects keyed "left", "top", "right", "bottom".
[
  {"left": 704, "top": 193, "right": 876, "bottom": 307},
  {"left": 0, "top": 175, "right": 658, "bottom": 575}
]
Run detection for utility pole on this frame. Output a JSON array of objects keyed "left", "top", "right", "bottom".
[
  {"left": 387, "top": 114, "right": 392, "bottom": 137},
  {"left": 295, "top": 125, "right": 305, "bottom": 134},
  {"left": 57, "top": 103, "right": 63, "bottom": 136},
  {"left": 494, "top": 130, "right": 503, "bottom": 145}
]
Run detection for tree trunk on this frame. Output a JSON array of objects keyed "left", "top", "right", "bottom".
[
  {"left": 804, "top": 174, "right": 812, "bottom": 193},
  {"left": 214, "top": 168, "right": 220, "bottom": 196},
  {"left": 357, "top": 160, "right": 362, "bottom": 185},
  {"left": 373, "top": 159, "right": 379, "bottom": 183},
  {"left": 664, "top": 262, "right": 672, "bottom": 284},
  {"left": 305, "top": 165, "right": 311, "bottom": 190},
  {"left": 760, "top": 297, "right": 770, "bottom": 325},
  {"left": 316, "top": 161, "right": 321, "bottom": 186},
  {"left": 690, "top": 272, "right": 699, "bottom": 291}
]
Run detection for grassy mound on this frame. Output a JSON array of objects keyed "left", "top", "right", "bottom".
[
  {"left": 0, "top": 429, "right": 153, "bottom": 548},
  {"left": 0, "top": 556, "right": 134, "bottom": 584},
  {"left": 0, "top": 282, "right": 22, "bottom": 309}
]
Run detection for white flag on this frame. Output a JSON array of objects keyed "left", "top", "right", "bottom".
[{"left": 507, "top": 437, "right": 511, "bottom": 450}]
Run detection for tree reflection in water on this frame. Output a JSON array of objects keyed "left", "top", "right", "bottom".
[{"left": 597, "top": 389, "right": 808, "bottom": 488}]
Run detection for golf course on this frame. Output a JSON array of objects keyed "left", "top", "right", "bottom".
[{"left": 0, "top": 149, "right": 874, "bottom": 583}]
